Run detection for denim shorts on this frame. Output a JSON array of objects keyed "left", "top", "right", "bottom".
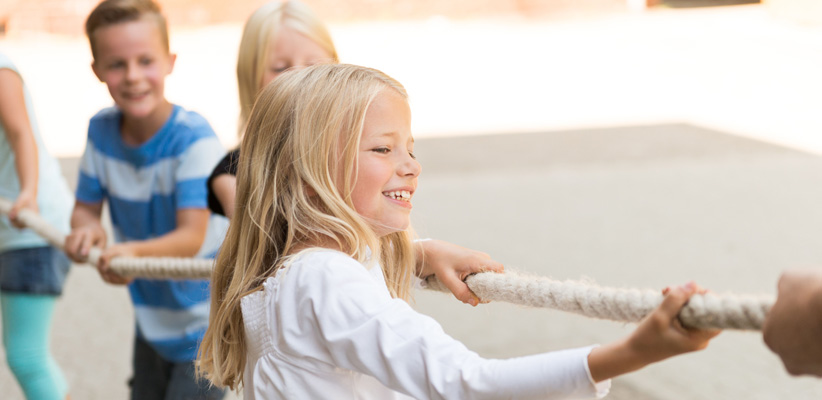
[{"left": 0, "top": 246, "right": 71, "bottom": 295}]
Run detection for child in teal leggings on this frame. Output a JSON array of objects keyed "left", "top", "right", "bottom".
[
  {"left": 1, "top": 249, "right": 70, "bottom": 399},
  {"left": 1, "top": 52, "right": 73, "bottom": 399}
]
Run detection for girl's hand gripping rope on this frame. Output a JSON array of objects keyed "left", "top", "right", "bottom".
[
  {"left": 587, "top": 282, "right": 721, "bottom": 382},
  {"left": 416, "top": 239, "right": 504, "bottom": 307}
]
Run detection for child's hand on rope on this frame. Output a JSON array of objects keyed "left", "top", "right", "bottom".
[
  {"left": 65, "top": 223, "right": 107, "bottom": 263},
  {"left": 415, "top": 239, "right": 504, "bottom": 307},
  {"left": 97, "top": 243, "right": 136, "bottom": 285},
  {"left": 627, "top": 282, "right": 721, "bottom": 364},
  {"left": 8, "top": 190, "right": 38, "bottom": 229},
  {"left": 588, "top": 282, "right": 720, "bottom": 382},
  {"left": 763, "top": 268, "right": 822, "bottom": 377}
]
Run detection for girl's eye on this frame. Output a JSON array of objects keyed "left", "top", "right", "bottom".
[
  {"left": 271, "top": 65, "right": 289, "bottom": 73},
  {"left": 109, "top": 61, "right": 124, "bottom": 69},
  {"left": 408, "top": 151, "right": 416, "bottom": 160},
  {"left": 372, "top": 147, "right": 390, "bottom": 154},
  {"left": 140, "top": 57, "right": 153, "bottom": 66}
]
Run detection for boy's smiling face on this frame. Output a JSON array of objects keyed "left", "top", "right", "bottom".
[{"left": 91, "top": 18, "right": 175, "bottom": 127}]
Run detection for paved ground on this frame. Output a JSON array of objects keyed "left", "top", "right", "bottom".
[
  {"left": 2, "top": 3, "right": 822, "bottom": 399},
  {"left": 411, "top": 124, "right": 822, "bottom": 400},
  {"left": 3, "top": 124, "right": 822, "bottom": 399}
]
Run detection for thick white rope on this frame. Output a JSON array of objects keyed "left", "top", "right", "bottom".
[
  {"left": 0, "top": 197, "right": 213, "bottom": 279},
  {"left": 1, "top": 196, "right": 773, "bottom": 329},
  {"left": 424, "top": 273, "right": 773, "bottom": 330}
]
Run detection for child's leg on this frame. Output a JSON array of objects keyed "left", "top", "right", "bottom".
[
  {"left": 1, "top": 292, "right": 69, "bottom": 400},
  {"left": 166, "top": 361, "right": 226, "bottom": 400},
  {"left": 130, "top": 336, "right": 172, "bottom": 400},
  {"left": 130, "top": 336, "right": 225, "bottom": 400}
]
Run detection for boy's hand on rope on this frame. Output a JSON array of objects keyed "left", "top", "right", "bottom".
[
  {"left": 65, "top": 223, "right": 107, "bottom": 263},
  {"left": 416, "top": 240, "right": 504, "bottom": 307},
  {"left": 7, "top": 191, "right": 38, "bottom": 229},
  {"left": 96, "top": 243, "right": 136, "bottom": 285},
  {"left": 628, "top": 282, "right": 721, "bottom": 364}
]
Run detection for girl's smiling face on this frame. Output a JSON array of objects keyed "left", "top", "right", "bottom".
[
  {"left": 262, "top": 26, "right": 333, "bottom": 88},
  {"left": 350, "top": 89, "right": 421, "bottom": 237}
]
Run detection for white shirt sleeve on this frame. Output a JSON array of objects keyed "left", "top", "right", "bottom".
[{"left": 272, "top": 251, "right": 610, "bottom": 400}]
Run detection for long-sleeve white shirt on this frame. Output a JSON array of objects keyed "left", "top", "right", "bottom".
[{"left": 241, "top": 248, "right": 610, "bottom": 399}]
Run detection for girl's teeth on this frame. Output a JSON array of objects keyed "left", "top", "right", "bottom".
[{"left": 384, "top": 191, "right": 411, "bottom": 201}]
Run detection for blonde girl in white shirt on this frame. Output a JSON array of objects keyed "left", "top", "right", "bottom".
[
  {"left": 209, "top": 1, "right": 496, "bottom": 307},
  {"left": 197, "top": 64, "right": 720, "bottom": 399}
]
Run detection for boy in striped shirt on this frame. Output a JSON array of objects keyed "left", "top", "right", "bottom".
[{"left": 65, "top": 1, "right": 227, "bottom": 398}]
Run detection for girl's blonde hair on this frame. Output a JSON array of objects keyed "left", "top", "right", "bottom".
[
  {"left": 198, "top": 63, "right": 416, "bottom": 389},
  {"left": 236, "top": 0, "right": 339, "bottom": 135}
]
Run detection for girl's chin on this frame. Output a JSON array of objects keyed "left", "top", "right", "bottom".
[{"left": 375, "top": 226, "right": 410, "bottom": 238}]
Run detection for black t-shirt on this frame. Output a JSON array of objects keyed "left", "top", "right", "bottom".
[{"left": 207, "top": 149, "right": 239, "bottom": 216}]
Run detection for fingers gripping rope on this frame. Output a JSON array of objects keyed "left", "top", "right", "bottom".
[
  {"left": 1, "top": 196, "right": 773, "bottom": 329},
  {"left": 424, "top": 273, "right": 773, "bottom": 330},
  {"left": 0, "top": 197, "right": 213, "bottom": 279}
]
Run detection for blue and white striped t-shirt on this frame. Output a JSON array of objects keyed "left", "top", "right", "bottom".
[{"left": 76, "top": 105, "right": 228, "bottom": 362}]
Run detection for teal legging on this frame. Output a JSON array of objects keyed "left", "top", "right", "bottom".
[{"left": 1, "top": 292, "right": 68, "bottom": 400}]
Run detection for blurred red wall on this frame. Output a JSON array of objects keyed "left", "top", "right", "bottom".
[{"left": 0, "top": 0, "right": 626, "bottom": 36}]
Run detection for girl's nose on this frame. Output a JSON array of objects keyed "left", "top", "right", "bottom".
[{"left": 400, "top": 153, "right": 421, "bottom": 177}]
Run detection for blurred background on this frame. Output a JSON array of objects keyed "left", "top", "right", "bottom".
[
  {"left": 2, "top": 0, "right": 822, "bottom": 399},
  {"left": 2, "top": 0, "right": 821, "bottom": 157}
]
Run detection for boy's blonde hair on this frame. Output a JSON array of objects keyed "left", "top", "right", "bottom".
[
  {"left": 85, "top": 0, "right": 169, "bottom": 59},
  {"left": 197, "top": 64, "right": 416, "bottom": 389},
  {"left": 236, "top": 0, "right": 339, "bottom": 135}
]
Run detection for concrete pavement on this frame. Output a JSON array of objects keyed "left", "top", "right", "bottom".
[{"left": 3, "top": 123, "right": 822, "bottom": 398}]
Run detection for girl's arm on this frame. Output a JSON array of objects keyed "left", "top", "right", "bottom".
[
  {"left": 278, "top": 252, "right": 604, "bottom": 399},
  {"left": 206, "top": 150, "right": 238, "bottom": 218},
  {"left": 414, "top": 239, "right": 504, "bottom": 306},
  {"left": 587, "top": 282, "right": 720, "bottom": 382},
  {"left": 279, "top": 253, "right": 719, "bottom": 398},
  {"left": 0, "top": 68, "right": 38, "bottom": 226},
  {"left": 211, "top": 174, "right": 236, "bottom": 219}
]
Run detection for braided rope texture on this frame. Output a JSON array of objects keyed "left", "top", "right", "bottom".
[
  {"left": 0, "top": 197, "right": 213, "bottom": 279},
  {"left": 425, "top": 273, "right": 773, "bottom": 330},
  {"left": 1, "top": 197, "right": 773, "bottom": 329}
]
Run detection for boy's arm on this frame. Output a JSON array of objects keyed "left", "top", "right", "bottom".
[
  {"left": 414, "top": 239, "right": 504, "bottom": 306},
  {"left": 95, "top": 208, "right": 209, "bottom": 285},
  {"left": 115, "top": 208, "right": 209, "bottom": 258},
  {"left": 0, "top": 68, "right": 38, "bottom": 225},
  {"left": 66, "top": 200, "right": 106, "bottom": 262}
]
